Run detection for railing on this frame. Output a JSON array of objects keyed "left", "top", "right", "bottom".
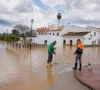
[{"left": 6, "top": 42, "right": 48, "bottom": 50}]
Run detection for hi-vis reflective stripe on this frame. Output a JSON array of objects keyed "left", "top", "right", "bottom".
[{"left": 78, "top": 43, "right": 84, "bottom": 49}]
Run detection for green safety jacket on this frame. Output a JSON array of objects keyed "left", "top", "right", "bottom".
[{"left": 48, "top": 43, "right": 55, "bottom": 53}]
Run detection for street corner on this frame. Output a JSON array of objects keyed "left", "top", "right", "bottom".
[{"left": 75, "top": 64, "right": 100, "bottom": 90}]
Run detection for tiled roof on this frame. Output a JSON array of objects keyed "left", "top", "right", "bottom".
[
  {"left": 62, "top": 32, "right": 89, "bottom": 36},
  {"left": 36, "top": 29, "right": 49, "bottom": 32},
  {"left": 49, "top": 29, "right": 62, "bottom": 31},
  {"left": 36, "top": 28, "right": 63, "bottom": 32}
]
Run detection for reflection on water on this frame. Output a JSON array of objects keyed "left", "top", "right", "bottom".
[
  {"left": 47, "top": 67, "right": 55, "bottom": 86},
  {"left": 0, "top": 42, "right": 99, "bottom": 90}
]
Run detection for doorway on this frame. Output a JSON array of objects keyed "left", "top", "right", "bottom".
[
  {"left": 63, "top": 40, "right": 66, "bottom": 44},
  {"left": 44, "top": 40, "right": 47, "bottom": 45},
  {"left": 70, "top": 40, "right": 72, "bottom": 46}
]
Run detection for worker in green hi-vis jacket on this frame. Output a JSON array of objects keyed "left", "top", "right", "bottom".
[{"left": 47, "top": 41, "right": 57, "bottom": 67}]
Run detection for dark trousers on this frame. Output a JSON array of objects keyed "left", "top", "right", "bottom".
[
  {"left": 75, "top": 54, "right": 82, "bottom": 64},
  {"left": 47, "top": 52, "right": 53, "bottom": 63}
]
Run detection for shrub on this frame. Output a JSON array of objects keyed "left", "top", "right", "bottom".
[{"left": 5, "top": 35, "right": 20, "bottom": 42}]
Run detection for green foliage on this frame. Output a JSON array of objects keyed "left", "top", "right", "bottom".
[
  {"left": 57, "top": 13, "right": 62, "bottom": 25},
  {"left": 25, "top": 31, "right": 31, "bottom": 37},
  {"left": 12, "top": 29, "right": 20, "bottom": 36},
  {"left": 0, "top": 33, "right": 6, "bottom": 41},
  {"left": 5, "top": 35, "right": 20, "bottom": 42},
  {"left": 57, "top": 13, "right": 62, "bottom": 20},
  {"left": 25, "top": 31, "right": 37, "bottom": 37}
]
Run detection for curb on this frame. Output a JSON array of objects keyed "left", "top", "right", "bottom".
[{"left": 74, "top": 71, "right": 96, "bottom": 90}]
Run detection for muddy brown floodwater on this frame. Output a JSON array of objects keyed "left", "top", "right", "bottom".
[{"left": 0, "top": 42, "right": 100, "bottom": 90}]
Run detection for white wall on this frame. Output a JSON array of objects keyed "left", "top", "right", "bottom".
[
  {"left": 83, "top": 32, "right": 92, "bottom": 45},
  {"left": 51, "top": 36, "right": 63, "bottom": 47},
  {"left": 84, "top": 30, "right": 100, "bottom": 45},
  {"left": 83, "top": 39, "right": 92, "bottom": 45},
  {"left": 63, "top": 36, "right": 93, "bottom": 46},
  {"left": 32, "top": 35, "right": 51, "bottom": 45},
  {"left": 47, "top": 31, "right": 60, "bottom": 36},
  {"left": 32, "top": 35, "right": 63, "bottom": 47},
  {"left": 60, "top": 25, "right": 90, "bottom": 36},
  {"left": 63, "top": 36, "right": 83, "bottom": 45}
]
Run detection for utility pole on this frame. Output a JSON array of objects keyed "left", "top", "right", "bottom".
[{"left": 30, "top": 19, "right": 34, "bottom": 50}]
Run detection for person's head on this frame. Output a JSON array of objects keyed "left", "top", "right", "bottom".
[
  {"left": 53, "top": 41, "right": 57, "bottom": 45},
  {"left": 77, "top": 39, "right": 81, "bottom": 44}
]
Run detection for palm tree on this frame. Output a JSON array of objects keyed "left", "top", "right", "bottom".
[{"left": 57, "top": 13, "right": 62, "bottom": 25}]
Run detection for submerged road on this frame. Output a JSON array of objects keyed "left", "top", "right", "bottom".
[{"left": 0, "top": 43, "right": 99, "bottom": 90}]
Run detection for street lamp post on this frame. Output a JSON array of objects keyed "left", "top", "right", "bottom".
[{"left": 30, "top": 19, "right": 34, "bottom": 50}]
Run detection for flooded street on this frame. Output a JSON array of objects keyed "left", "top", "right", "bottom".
[{"left": 0, "top": 42, "right": 100, "bottom": 90}]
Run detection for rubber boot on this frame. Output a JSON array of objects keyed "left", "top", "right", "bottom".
[
  {"left": 73, "top": 63, "right": 77, "bottom": 70},
  {"left": 79, "top": 64, "right": 82, "bottom": 71}
]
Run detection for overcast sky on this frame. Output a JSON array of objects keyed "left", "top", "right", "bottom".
[{"left": 0, "top": 0, "right": 100, "bottom": 33}]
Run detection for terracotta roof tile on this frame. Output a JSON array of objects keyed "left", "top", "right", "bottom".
[{"left": 62, "top": 32, "right": 89, "bottom": 36}]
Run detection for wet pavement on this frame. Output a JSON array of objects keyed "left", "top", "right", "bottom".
[
  {"left": 0, "top": 42, "right": 100, "bottom": 90},
  {"left": 75, "top": 65, "right": 100, "bottom": 90}
]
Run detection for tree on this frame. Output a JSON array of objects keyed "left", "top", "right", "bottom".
[
  {"left": 12, "top": 29, "right": 20, "bottom": 36},
  {"left": 25, "top": 30, "right": 37, "bottom": 37},
  {"left": 20, "top": 33, "right": 27, "bottom": 43},
  {"left": 57, "top": 13, "right": 62, "bottom": 25},
  {"left": 14, "top": 24, "right": 31, "bottom": 44},
  {"left": 14, "top": 24, "right": 30, "bottom": 34},
  {"left": 0, "top": 33, "right": 6, "bottom": 40},
  {"left": 5, "top": 35, "right": 20, "bottom": 42}
]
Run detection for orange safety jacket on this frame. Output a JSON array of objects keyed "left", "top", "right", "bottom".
[
  {"left": 75, "top": 42, "right": 84, "bottom": 54},
  {"left": 77, "top": 42, "right": 84, "bottom": 49}
]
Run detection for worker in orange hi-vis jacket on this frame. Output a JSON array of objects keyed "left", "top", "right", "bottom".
[{"left": 73, "top": 39, "right": 84, "bottom": 71}]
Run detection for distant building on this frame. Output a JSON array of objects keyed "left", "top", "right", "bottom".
[
  {"left": 32, "top": 24, "right": 100, "bottom": 47},
  {"left": 61, "top": 26, "right": 100, "bottom": 46},
  {"left": 36, "top": 24, "right": 64, "bottom": 36},
  {"left": 34, "top": 24, "right": 64, "bottom": 47}
]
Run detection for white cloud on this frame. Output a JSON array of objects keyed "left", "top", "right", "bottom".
[
  {"left": 0, "top": 0, "right": 58, "bottom": 33},
  {"left": 40, "top": 0, "right": 65, "bottom": 7},
  {"left": 15, "top": 0, "right": 34, "bottom": 12},
  {"left": 1, "top": 0, "right": 100, "bottom": 33}
]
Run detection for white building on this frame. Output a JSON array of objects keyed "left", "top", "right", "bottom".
[
  {"left": 61, "top": 26, "right": 100, "bottom": 46},
  {"left": 32, "top": 24, "right": 100, "bottom": 47},
  {"left": 32, "top": 24, "right": 64, "bottom": 47}
]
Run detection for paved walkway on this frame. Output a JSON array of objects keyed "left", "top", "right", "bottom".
[
  {"left": 75, "top": 64, "right": 100, "bottom": 90},
  {"left": 47, "top": 64, "right": 90, "bottom": 90}
]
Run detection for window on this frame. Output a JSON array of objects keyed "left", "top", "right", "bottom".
[
  {"left": 57, "top": 33, "right": 59, "bottom": 36},
  {"left": 94, "top": 32, "right": 96, "bottom": 36},
  {"left": 53, "top": 33, "right": 54, "bottom": 35},
  {"left": 90, "top": 35, "right": 92, "bottom": 38},
  {"left": 44, "top": 33, "right": 46, "bottom": 35},
  {"left": 49, "top": 33, "right": 51, "bottom": 35},
  {"left": 89, "top": 38, "right": 91, "bottom": 40}
]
